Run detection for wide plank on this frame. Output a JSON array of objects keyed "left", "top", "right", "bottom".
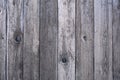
[
  {"left": 23, "top": 0, "right": 39, "bottom": 80},
  {"left": 58, "top": 0, "right": 75, "bottom": 80},
  {"left": 94, "top": 0, "right": 113, "bottom": 80},
  {"left": 113, "top": 0, "right": 120, "bottom": 80},
  {"left": 40, "top": 0, "right": 58, "bottom": 80},
  {"left": 7, "top": 0, "right": 24, "bottom": 80},
  {"left": 76, "top": 0, "right": 94, "bottom": 80},
  {"left": 0, "top": 0, "right": 7, "bottom": 80}
]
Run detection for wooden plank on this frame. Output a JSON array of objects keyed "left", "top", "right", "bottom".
[
  {"left": 94, "top": 0, "right": 113, "bottom": 80},
  {"left": 23, "top": 0, "right": 39, "bottom": 80},
  {"left": 0, "top": 0, "right": 6, "bottom": 80},
  {"left": 113, "top": 0, "right": 120, "bottom": 80},
  {"left": 58, "top": 0, "right": 75, "bottom": 80},
  {"left": 75, "top": 0, "right": 81, "bottom": 80},
  {"left": 76, "top": 0, "right": 94, "bottom": 80},
  {"left": 39, "top": 0, "right": 58, "bottom": 80},
  {"left": 7, "top": 0, "right": 24, "bottom": 80}
]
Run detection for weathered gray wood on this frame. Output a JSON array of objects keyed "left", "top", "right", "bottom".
[
  {"left": 76, "top": 0, "right": 94, "bottom": 80},
  {"left": 7, "top": 0, "right": 24, "bottom": 80},
  {"left": 75, "top": 0, "right": 81, "bottom": 80},
  {"left": 94, "top": 0, "right": 113, "bottom": 80},
  {"left": 0, "top": 0, "right": 6, "bottom": 80},
  {"left": 39, "top": 0, "right": 58, "bottom": 80},
  {"left": 113, "top": 0, "right": 120, "bottom": 80},
  {"left": 23, "top": 0, "right": 39, "bottom": 80},
  {"left": 0, "top": 0, "right": 118, "bottom": 80},
  {"left": 58, "top": 0, "right": 75, "bottom": 80}
]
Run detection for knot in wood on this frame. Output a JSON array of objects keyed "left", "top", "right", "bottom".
[
  {"left": 15, "top": 35, "right": 21, "bottom": 44},
  {"left": 83, "top": 35, "right": 87, "bottom": 41},
  {"left": 62, "top": 57, "right": 67, "bottom": 63}
]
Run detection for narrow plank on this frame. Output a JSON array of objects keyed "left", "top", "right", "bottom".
[
  {"left": 7, "top": 0, "right": 24, "bottom": 80},
  {"left": 39, "top": 0, "right": 58, "bottom": 80},
  {"left": 58, "top": 0, "right": 75, "bottom": 80},
  {"left": 75, "top": 0, "right": 81, "bottom": 80},
  {"left": 0, "top": 0, "right": 6, "bottom": 80},
  {"left": 94, "top": 0, "right": 113, "bottom": 80},
  {"left": 113, "top": 0, "right": 120, "bottom": 80},
  {"left": 23, "top": 0, "right": 39, "bottom": 80},
  {"left": 76, "top": 0, "right": 94, "bottom": 80}
]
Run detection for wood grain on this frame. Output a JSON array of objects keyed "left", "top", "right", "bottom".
[
  {"left": 76, "top": 0, "right": 94, "bottom": 80},
  {"left": 0, "top": 0, "right": 6, "bottom": 80},
  {"left": 113, "top": 0, "right": 120, "bottom": 80},
  {"left": 23, "top": 0, "right": 39, "bottom": 80},
  {"left": 1, "top": 0, "right": 120, "bottom": 80},
  {"left": 39, "top": 0, "right": 58, "bottom": 80},
  {"left": 58, "top": 0, "right": 75, "bottom": 80},
  {"left": 94, "top": 0, "right": 113, "bottom": 80},
  {"left": 7, "top": 0, "right": 24, "bottom": 80}
]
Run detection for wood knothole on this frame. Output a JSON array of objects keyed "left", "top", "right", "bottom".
[
  {"left": 83, "top": 35, "right": 87, "bottom": 41},
  {"left": 15, "top": 35, "right": 21, "bottom": 43},
  {"left": 60, "top": 53, "right": 69, "bottom": 64},
  {"left": 62, "top": 57, "right": 67, "bottom": 63},
  {"left": 14, "top": 29, "right": 23, "bottom": 44}
]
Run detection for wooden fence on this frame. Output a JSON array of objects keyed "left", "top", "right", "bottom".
[{"left": 0, "top": 0, "right": 119, "bottom": 80}]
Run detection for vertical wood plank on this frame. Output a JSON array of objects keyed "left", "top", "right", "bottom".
[
  {"left": 0, "top": 0, "right": 6, "bottom": 80},
  {"left": 58, "top": 0, "right": 75, "bottom": 80},
  {"left": 40, "top": 0, "right": 58, "bottom": 80},
  {"left": 23, "top": 0, "right": 39, "bottom": 80},
  {"left": 94, "top": 0, "right": 113, "bottom": 80},
  {"left": 7, "top": 0, "right": 24, "bottom": 80},
  {"left": 75, "top": 0, "right": 81, "bottom": 79},
  {"left": 113, "top": 0, "right": 120, "bottom": 80},
  {"left": 76, "top": 0, "right": 94, "bottom": 80}
]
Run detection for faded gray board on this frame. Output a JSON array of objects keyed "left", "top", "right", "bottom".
[
  {"left": 23, "top": 0, "right": 39, "bottom": 80},
  {"left": 0, "top": 0, "right": 6, "bottom": 80},
  {"left": 1, "top": 0, "right": 120, "bottom": 80},
  {"left": 113, "top": 0, "right": 120, "bottom": 80},
  {"left": 94, "top": 0, "right": 113, "bottom": 80},
  {"left": 76, "top": 0, "right": 94, "bottom": 80},
  {"left": 7, "top": 0, "right": 24, "bottom": 80},
  {"left": 40, "top": 0, "right": 58, "bottom": 80},
  {"left": 58, "top": 0, "right": 75, "bottom": 80}
]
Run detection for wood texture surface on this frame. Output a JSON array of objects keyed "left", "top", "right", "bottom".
[
  {"left": 58, "top": 0, "right": 75, "bottom": 80},
  {"left": 0, "top": 0, "right": 6, "bottom": 80},
  {"left": 7, "top": 0, "right": 24, "bottom": 80},
  {"left": 113, "top": 0, "right": 120, "bottom": 80},
  {"left": 23, "top": 0, "right": 39, "bottom": 80},
  {"left": 40, "top": 0, "right": 58, "bottom": 80},
  {"left": 1, "top": 0, "right": 120, "bottom": 80},
  {"left": 76, "top": 0, "right": 94, "bottom": 80},
  {"left": 94, "top": 0, "right": 113, "bottom": 80}
]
